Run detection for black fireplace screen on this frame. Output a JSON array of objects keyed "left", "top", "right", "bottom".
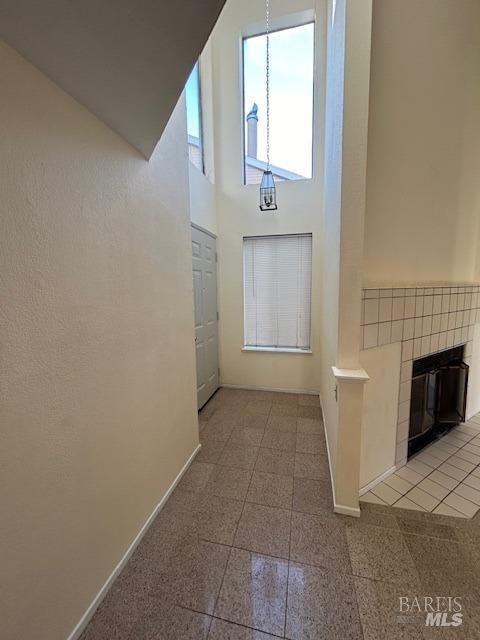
[{"left": 408, "top": 347, "right": 468, "bottom": 457}]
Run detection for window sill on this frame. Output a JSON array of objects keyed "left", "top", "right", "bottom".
[{"left": 242, "top": 346, "right": 312, "bottom": 354}]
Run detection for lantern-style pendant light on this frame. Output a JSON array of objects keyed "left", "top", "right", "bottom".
[{"left": 259, "top": 0, "right": 277, "bottom": 212}]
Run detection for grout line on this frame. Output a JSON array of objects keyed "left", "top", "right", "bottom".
[
  {"left": 389, "top": 432, "right": 480, "bottom": 517},
  {"left": 209, "top": 613, "right": 286, "bottom": 639}
]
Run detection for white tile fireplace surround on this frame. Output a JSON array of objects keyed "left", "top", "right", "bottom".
[{"left": 361, "top": 285, "right": 480, "bottom": 467}]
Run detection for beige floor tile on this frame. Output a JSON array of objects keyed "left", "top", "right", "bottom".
[
  {"left": 463, "top": 472, "right": 480, "bottom": 491},
  {"left": 429, "top": 441, "right": 458, "bottom": 456},
  {"left": 360, "top": 491, "right": 386, "bottom": 505},
  {"left": 463, "top": 441, "right": 480, "bottom": 455},
  {"left": 432, "top": 502, "right": 468, "bottom": 518},
  {"left": 427, "top": 469, "right": 460, "bottom": 490},
  {"left": 443, "top": 492, "right": 479, "bottom": 517},
  {"left": 396, "top": 465, "right": 424, "bottom": 485},
  {"left": 441, "top": 434, "right": 471, "bottom": 448},
  {"left": 454, "top": 448, "right": 480, "bottom": 465},
  {"left": 383, "top": 473, "right": 413, "bottom": 495},
  {"left": 394, "top": 496, "right": 426, "bottom": 512},
  {"left": 445, "top": 429, "right": 473, "bottom": 443},
  {"left": 414, "top": 451, "right": 442, "bottom": 469},
  {"left": 417, "top": 477, "right": 450, "bottom": 501},
  {"left": 457, "top": 424, "right": 480, "bottom": 437},
  {"left": 454, "top": 482, "right": 480, "bottom": 506},
  {"left": 370, "top": 482, "right": 402, "bottom": 505},
  {"left": 437, "top": 461, "right": 468, "bottom": 482},
  {"left": 403, "top": 487, "right": 439, "bottom": 512},
  {"left": 422, "top": 447, "right": 450, "bottom": 462},
  {"left": 405, "top": 458, "right": 435, "bottom": 477},
  {"left": 447, "top": 454, "right": 476, "bottom": 473}
]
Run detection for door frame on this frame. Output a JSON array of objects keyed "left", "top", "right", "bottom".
[{"left": 191, "top": 221, "right": 217, "bottom": 240}]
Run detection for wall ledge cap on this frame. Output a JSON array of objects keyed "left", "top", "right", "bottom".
[{"left": 332, "top": 366, "right": 369, "bottom": 383}]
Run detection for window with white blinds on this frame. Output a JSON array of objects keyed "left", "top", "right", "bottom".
[{"left": 243, "top": 234, "right": 312, "bottom": 350}]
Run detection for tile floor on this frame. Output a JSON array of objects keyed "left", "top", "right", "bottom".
[
  {"left": 362, "top": 415, "right": 480, "bottom": 518},
  {"left": 81, "top": 388, "right": 480, "bottom": 639}
]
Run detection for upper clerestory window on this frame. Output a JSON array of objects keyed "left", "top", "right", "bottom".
[
  {"left": 185, "top": 62, "right": 204, "bottom": 174},
  {"left": 242, "top": 22, "right": 314, "bottom": 185}
]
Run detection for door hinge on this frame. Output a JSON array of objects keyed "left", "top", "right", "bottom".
[
  {"left": 217, "top": 311, "right": 219, "bottom": 321},
  {"left": 218, "top": 368, "right": 220, "bottom": 378},
  {"left": 215, "top": 252, "right": 218, "bottom": 263}
]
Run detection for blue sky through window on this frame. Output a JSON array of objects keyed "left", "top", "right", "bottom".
[
  {"left": 186, "top": 63, "right": 201, "bottom": 140},
  {"left": 243, "top": 23, "right": 314, "bottom": 179}
]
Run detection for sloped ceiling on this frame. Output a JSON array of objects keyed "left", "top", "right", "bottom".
[{"left": 0, "top": 0, "right": 226, "bottom": 158}]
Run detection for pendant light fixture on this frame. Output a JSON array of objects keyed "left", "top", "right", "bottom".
[{"left": 259, "top": 0, "right": 277, "bottom": 211}]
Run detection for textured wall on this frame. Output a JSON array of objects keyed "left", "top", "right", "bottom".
[
  {"left": 0, "top": 42, "right": 198, "bottom": 640},
  {"left": 364, "top": 0, "right": 480, "bottom": 286}
]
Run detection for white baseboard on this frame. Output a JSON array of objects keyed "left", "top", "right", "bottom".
[
  {"left": 67, "top": 444, "right": 201, "bottom": 640},
  {"left": 359, "top": 464, "right": 397, "bottom": 496},
  {"left": 221, "top": 383, "right": 319, "bottom": 395}
]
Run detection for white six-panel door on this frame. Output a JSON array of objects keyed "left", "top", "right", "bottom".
[{"left": 191, "top": 225, "right": 219, "bottom": 409}]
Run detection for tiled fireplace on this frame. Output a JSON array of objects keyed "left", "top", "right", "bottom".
[{"left": 361, "top": 285, "right": 479, "bottom": 466}]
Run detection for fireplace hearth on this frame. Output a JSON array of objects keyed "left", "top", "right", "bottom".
[{"left": 408, "top": 346, "right": 469, "bottom": 458}]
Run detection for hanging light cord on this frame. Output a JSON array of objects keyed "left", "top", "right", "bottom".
[{"left": 266, "top": 0, "right": 271, "bottom": 171}]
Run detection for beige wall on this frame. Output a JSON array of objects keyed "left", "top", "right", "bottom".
[
  {"left": 359, "top": 343, "right": 400, "bottom": 488},
  {"left": 0, "top": 42, "right": 199, "bottom": 640},
  {"left": 211, "top": 0, "right": 325, "bottom": 393},
  {"left": 364, "top": 0, "right": 480, "bottom": 287}
]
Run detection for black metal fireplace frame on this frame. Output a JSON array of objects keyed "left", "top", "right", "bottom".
[{"left": 408, "top": 346, "right": 469, "bottom": 458}]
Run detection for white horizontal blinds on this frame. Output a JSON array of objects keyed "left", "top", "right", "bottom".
[{"left": 243, "top": 234, "right": 312, "bottom": 349}]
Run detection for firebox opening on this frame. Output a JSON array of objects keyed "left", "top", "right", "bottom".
[{"left": 408, "top": 346, "right": 469, "bottom": 459}]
